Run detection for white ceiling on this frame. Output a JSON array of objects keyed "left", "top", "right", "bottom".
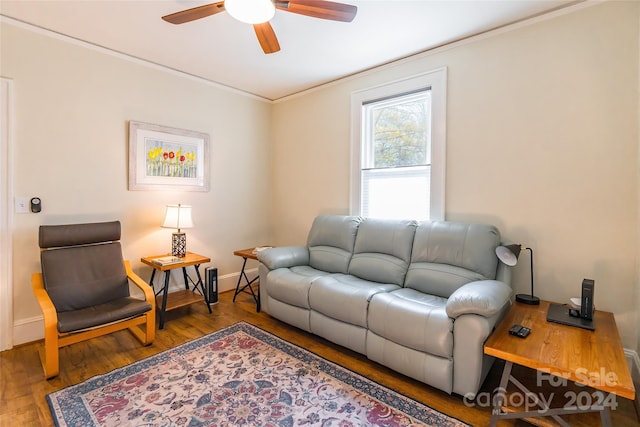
[{"left": 1, "top": 0, "right": 579, "bottom": 101}]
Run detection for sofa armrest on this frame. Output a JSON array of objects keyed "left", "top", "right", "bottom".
[
  {"left": 445, "top": 280, "right": 512, "bottom": 318},
  {"left": 257, "top": 246, "right": 310, "bottom": 270}
]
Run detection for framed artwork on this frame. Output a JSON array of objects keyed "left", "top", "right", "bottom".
[{"left": 128, "top": 121, "right": 210, "bottom": 192}]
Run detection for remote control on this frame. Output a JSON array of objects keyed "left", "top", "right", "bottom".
[{"left": 509, "top": 324, "right": 531, "bottom": 338}]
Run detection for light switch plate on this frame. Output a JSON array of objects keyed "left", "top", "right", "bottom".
[{"left": 15, "top": 197, "right": 29, "bottom": 213}]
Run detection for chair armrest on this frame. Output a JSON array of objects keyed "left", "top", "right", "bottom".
[
  {"left": 32, "top": 272, "right": 59, "bottom": 329},
  {"left": 124, "top": 260, "right": 156, "bottom": 308},
  {"left": 446, "top": 280, "right": 512, "bottom": 319},
  {"left": 257, "top": 246, "right": 309, "bottom": 270}
]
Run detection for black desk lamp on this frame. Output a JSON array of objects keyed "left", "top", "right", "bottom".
[{"left": 495, "top": 244, "right": 540, "bottom": 305}]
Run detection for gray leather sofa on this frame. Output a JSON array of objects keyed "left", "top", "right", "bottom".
[{"left": 257, "top": 215, "right": 513, "bottom": 398}]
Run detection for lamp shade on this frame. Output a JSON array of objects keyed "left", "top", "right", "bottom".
[
  {"left": 495, "top": 244, "right": 522, "bottom": 266},
  {"left": 162, "top": 204, "right": 194, "bottom": 231},
  {"left": 225, "top": 0, "right": 276, "bottom": 24}
]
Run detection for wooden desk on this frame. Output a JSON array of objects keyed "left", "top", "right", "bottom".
[
  {"left": 233, "top": 247, "right": 271, "bottom": 312},
  {"left": 484, "top": 300, "right": 635, "bottom": 426},
  {"left": 141, "top": 252, "right": 211, "bottom": 329}
]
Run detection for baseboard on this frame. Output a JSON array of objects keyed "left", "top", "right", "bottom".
[
  {"left": 13, "top": 315, "right": 43, "bottom": 346},
  {"left": 625, "top": 348, "right": 640, "bottom": 415},
  {"left": 10, "top": 269, "right": 253, "bottom": 347},
  {"left": 163, "top": 269, "right": 249, "bottom": 301},
  {"left": 219, "top": 268, "right": 256, "bottom": 293}
]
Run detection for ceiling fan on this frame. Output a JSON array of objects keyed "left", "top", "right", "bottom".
[{"left": 162, "top": 0, "right": 357, "bottom": 54}]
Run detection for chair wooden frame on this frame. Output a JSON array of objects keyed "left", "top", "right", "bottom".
[{"left": 32, "top": 260, "right": 155, "bottom": 379}]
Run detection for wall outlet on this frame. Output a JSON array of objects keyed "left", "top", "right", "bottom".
[{"left": 15, "top": 197, "right": 29, "bottom": 214}]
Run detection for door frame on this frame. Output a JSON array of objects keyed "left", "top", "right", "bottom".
[{"left": 1, "top": 77, "right": 14, "bottom": 351}]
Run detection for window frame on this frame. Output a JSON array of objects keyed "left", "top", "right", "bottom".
[{"left": 350, "top": 67, "right": 447, "bottom": 221}]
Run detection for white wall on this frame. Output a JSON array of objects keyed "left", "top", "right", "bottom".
[
  {"left": 2, "top": 2, "right": 639, "bottom": 356},
  {"left": 1, "top": 22, "right": 272, "bottom": 344},
  {"left": 271, "top": 1, "right": 640, "bottom": 351}
]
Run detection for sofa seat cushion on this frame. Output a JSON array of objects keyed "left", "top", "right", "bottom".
[
  {"left": 368, "top": 288, "right": 453, "bottom": 359},
  {"left": 266, "top": 267, "right": 337, "bottom": 309},
  {"left": 309, "top": 275, "right": 399, "bottom": 327}
]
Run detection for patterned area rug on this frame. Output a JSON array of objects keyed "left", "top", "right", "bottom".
[{"left": 47, "top": 322, "right": 469, "bottom": 426}]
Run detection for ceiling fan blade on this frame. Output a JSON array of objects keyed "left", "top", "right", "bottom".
[
  {"left": 162, "top": 1, "right": 225, "bottom": 24},
  {"left": 276, "top": 0, "right": 357, "bottom": 22},
  {"left": 253, "top": 22, "right": 281, "bottom": 54}
]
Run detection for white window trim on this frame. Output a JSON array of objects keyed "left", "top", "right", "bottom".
[{"left": 350, "top": 67, "right": 447, "bottom": 221}]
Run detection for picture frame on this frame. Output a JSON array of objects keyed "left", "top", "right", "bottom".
[{"left": 128, "top": 121, "right": 210, "bottom": 192}]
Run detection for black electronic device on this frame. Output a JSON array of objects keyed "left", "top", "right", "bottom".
[
  {"left": 581, "top": 278, "right": 594, "bottom": 321},
  {"left": 30, "top": 197, "right": 41, "bottom": 213},
  {"left": 547, "top": 303, "right": 595, "bottom": 330},
  {"left": 547, "top": 278, "right": 596, "bottom": 331},
  {"left": 206, "top": 267, "right": 219, "bottom": 305},
  {"left": 508, "top": 324, "right": 531, "bottom": 338}
]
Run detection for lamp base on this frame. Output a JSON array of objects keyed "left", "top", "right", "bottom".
[
  {"left": 171, "top": 232, "right": 187, "bottom": 258},
  {"left": 515, "top": 293, "right": 540, "bottom": 305}
]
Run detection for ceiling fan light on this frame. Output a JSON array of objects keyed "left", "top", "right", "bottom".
[{"left": 225, "top": 0, "right": 275, "bottom": 24}]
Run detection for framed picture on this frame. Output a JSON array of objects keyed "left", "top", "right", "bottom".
[{"left": 128, "top": 121, "right": 210, "bottom": 192}]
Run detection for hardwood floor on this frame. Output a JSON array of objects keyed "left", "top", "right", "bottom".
[{"left": 1, "top": 290, "right": 638, "bottom": 426}]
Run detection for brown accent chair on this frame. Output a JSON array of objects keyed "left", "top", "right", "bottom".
[{"left": 32, "top": 221, "right": 155, "bottom": 378}]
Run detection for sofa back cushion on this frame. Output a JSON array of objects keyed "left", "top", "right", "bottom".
[
  {"left": 405, "top": 221, "right": 500, "bottom": 298},
  {"left": 348, "top": 218, "right": 417, "bottom": 286},
  {"left": 307, "top": 215, "right": 362, "bottom": 273}
]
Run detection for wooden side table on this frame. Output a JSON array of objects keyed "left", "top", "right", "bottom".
[
  {"left": 141, "top": 252, "right": 212, "bottom": 329},
  {"left": 233, "top": 247, "right": 271, "bottom": 312},
  {"left": 484, "top": 300, "right": 635, "bottom": 426}
]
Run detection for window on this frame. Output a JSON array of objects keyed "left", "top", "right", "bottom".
[{"left": 350, "top": 68, "right": 447, "bottom": 221}]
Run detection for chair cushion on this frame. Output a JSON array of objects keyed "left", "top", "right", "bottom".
[
  {"left": 41, "top": 242, "right": 130, "bottom": 312},
  {"left": 39, "top": 221, "right": 121, "bottom": 248},
  {"left": 57, "top": 297, "right": 151, "bottom": 333}
]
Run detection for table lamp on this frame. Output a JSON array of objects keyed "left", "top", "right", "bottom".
[
  {"left": 495, "top": 243, "right": 540, "bottom": 305},
  {"left": 162, "top": 204, "right": 193, "bottom": 258}
]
